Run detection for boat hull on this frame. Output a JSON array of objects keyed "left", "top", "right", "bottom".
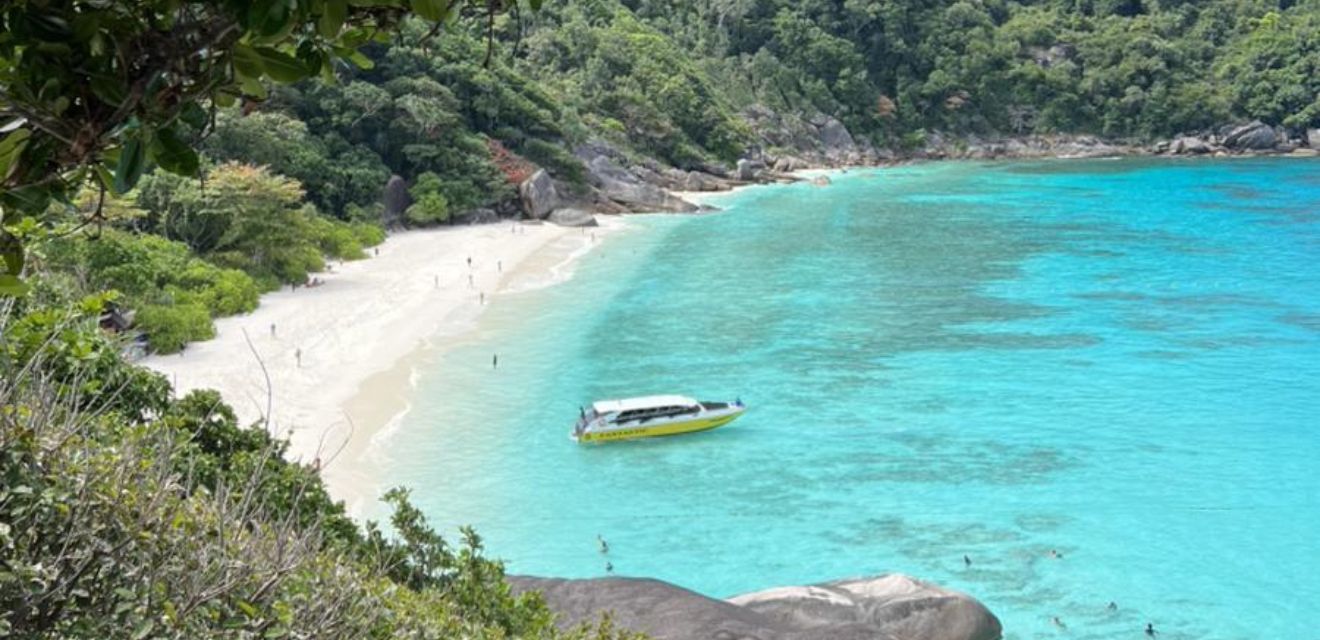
[{"left": 575, "top": 408, "right": 744, "bottom": 443}]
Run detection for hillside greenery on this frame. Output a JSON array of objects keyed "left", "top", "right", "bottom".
[{"left": 0, "top": 291, "right": 643, "bottom": 639}]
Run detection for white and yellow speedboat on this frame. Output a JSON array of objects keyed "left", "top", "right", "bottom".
[{"left": 572, "top": 395, "right": 746, "bottom": 443}]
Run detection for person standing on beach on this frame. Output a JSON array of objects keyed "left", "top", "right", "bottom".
[
  {"left": 479, "top": 292, "right": 485, "bottom": 305},
  {"left": 295, "top": 348, "right": 302, "bottom": 367},
  {"left": 434, "top": 274, "right": 439, "bottom": 288},
  {"left": 497, "top": 260, "right": 502, "bottom": 273},
  {"left": 270, "top": 323, "right": 276, "bottom": 338},
  {"left": 467, "top": 256, "right": 472, "bottom": 268},
  {"left": 468, "top": 273, "right": 474, "bottom": 288}
]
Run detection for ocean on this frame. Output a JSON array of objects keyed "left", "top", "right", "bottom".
[{"left": 381, "top": 158, "right": 1320, "bottom": 639}]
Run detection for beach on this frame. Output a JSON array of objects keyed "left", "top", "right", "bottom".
[{"left": 143, "top": 218, "right": 621, "bottom": 512}]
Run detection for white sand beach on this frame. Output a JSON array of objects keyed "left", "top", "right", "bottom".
[{"left": 143, "top": 218, "right": 620, "bottom": 511}]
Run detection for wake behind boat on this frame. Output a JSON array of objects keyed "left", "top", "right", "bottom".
[{"left": 572, "top": 395, "right": 745, "bottom": 443}]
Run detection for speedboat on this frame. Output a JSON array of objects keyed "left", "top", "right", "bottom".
[{"left": 572, "top": 395, "right": 745, "bottom": 443}]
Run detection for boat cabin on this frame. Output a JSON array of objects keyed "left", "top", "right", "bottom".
[{"left": 590, "top": 395, "right": 702, "bottom": 424}]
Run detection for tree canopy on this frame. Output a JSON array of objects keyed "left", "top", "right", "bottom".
[{"left": 0, "top": 0, "right": 526, "bottom": 294}]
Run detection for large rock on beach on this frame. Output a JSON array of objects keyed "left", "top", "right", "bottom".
[
  {"left": 547, "top": 208, "right": 598, "bottom": 227},
  {"left": 736, "top": 158, "right": 764, "bottom": 181},
  {"left": 519, "top": 169, "right": 559, "bottom": 219},
  {"left": 511, "top": 574, "right": 1001, "bottom": 640},
  {"left": 1307, "top": 128, "right": 1320, "bottom": 148},
  {"left": 1223, "top": 120, "right": 1277, "bottom": 150},
  {"left": 576, "top": 146, "right": 699, "bottom": 213},
  {"left": 816, "top": 115, "right": 856, "bottom": 153},
  {"left": 1170, "top": 136, "right": 1211, "bottom": 155}
]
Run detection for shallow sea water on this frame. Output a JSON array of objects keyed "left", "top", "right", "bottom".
[{"left": 383, "top": 158, "right": 1320, "bottom": 639}]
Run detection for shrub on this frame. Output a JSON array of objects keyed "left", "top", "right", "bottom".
[
  {"left": 520, "top": 138, "right": 588, "bottom": 187},
  {"left": 135, "top": 302, "right": 215, "bottom": 354},
  {"left": 405, "top": 172, "right": 452, "bottom": 226}
]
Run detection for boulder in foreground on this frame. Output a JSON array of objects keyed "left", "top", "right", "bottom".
[{"left": 511, "top": 574, "right": 1002, "bottom": 640}]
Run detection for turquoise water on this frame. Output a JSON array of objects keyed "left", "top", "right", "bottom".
[{"left": 384, "top": 158, "right": 1320, "bottom": 639}]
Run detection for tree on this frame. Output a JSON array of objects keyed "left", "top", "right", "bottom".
[
  {"left": 0, "top": 0, "right": 532, "bottom": 295},
  {"left": 406, "top": 172, "right": 451, "bottom": 225}
]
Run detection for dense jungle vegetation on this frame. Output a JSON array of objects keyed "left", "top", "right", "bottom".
[{"left": 2, "top": 0, "right": 1317, "bottom": 637}]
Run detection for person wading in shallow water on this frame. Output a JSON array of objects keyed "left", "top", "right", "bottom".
[
  {"left": 1146, "top": 622, "right": 1157, "bottom": 637},
  {"left": 963, "top": 555, "right": 972, "bottom": 567},
  {"left": 492, "top": 353, "right": 498, "bottom": 369}
]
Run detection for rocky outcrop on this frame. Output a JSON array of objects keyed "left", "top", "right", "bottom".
[
  {"left": 815, "top": 115, "right": 856, "bottom": 155},
  {"left": 1169, "top": 136, "right": 1212, "bottom": 155},
  {"left": 736, "top": 158, "right": 764, "bottom": 181},
  {"left": 1307, "top": 128, "right": 1320, "bottom": 148},
  {"left": 917, "top": 134, "right": 1130, "bottom": 160},
  {"left": 382, "top": 174, "right": 410, "bottom": 228},
  {"left": 511, "top": 574, "right": 1001, "bottom": 640},
  {"left": 546, "top": 208, "right": 598, "bottom": 227},
  {"left": 576, "top": 144, "right": 700, "bottom": 213},
  {"left": 1222, "top": 120, "right": 1277, "bottom": 151},
  {"left": 773, "top": 156, "right": 811, "bottom": 172},
  {"left": 519, "top": 169, "right": 559, "bottom": 220}
]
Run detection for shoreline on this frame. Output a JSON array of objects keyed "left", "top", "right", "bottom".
[{"left": 143, "top": 218, "right": 624, "bottom": 512}]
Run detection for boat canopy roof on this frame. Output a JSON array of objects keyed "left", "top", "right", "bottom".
[{"left": 591, "top": 395, "right": 698, "bottom": 414}]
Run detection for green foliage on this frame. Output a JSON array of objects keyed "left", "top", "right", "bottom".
[
  {"left": 134, "top": 163, "right": 380, "bottom": 289},
  {"left": 135, "top": 301, "right": 215, "bottom": 353},
  {"left": 521, "top": 138, "right": 588, "bottom": 187},
  {"left": 0, "top": 301, "right": 639, "bottom": 639},
  {"left": 205, "top": 111, "right": 390, "bottom": 218},
  {"left": 521, "top": 6, "right": 750, "bottom": 166},
  {"left": 405, "top": 172, "right": 451, "bottom": 225},
  {"left": 607, "top": 0, "right": 1320, "bottom": 141},
  {"left": 0, "top": 0, "right": 517, "bottom": 294}
]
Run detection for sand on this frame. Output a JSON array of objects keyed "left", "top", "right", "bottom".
[{"left": 143, "top": 218, "right": 620, "bottom": 511}]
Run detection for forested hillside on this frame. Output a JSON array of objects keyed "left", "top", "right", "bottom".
[{"left": 201, "top": 0, "right": 1320, "bottom": 218}]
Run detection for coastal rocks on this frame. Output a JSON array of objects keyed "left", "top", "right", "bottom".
[
  {"left": 736, "top": 158, "right": 764, "bottom": 181},
  {"left": 925, "top": 134, "right": 1129, "bottom": 160},
  {"left": 519, "top": 169, "right": 559, "bottom": 220},
  {"left": 1170, "top": 136, "right": 1212, "bottom": 155},
  {"left": 546, "top": 208, "right": 598, "bottom": 227},
  {"left": 1307, "top": 128, "right": 1320, "bottom": 148},
  {"left": 772, "top": 155, "right": 810, "bottom": 172},
  {"left": 810, "top": 175, "right": 832, "bottom": 186},
  {"left": 1223, "top": 120, "right": 1277, "bottom": 150},
  {"left": 511, "top": 574, "right": 1002, "bottom": 640},
  {"left": 382, "top": 174, "right": 410, "bottom": 228},
  {"left": 680, "top": 171, "right": 728, "bottom": 191},
  {"left": 576, "top": 145, "right": 699, "bottom": 213},
  {"left": 815, "top": 115, "right": 856, "bottom": 154}
]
